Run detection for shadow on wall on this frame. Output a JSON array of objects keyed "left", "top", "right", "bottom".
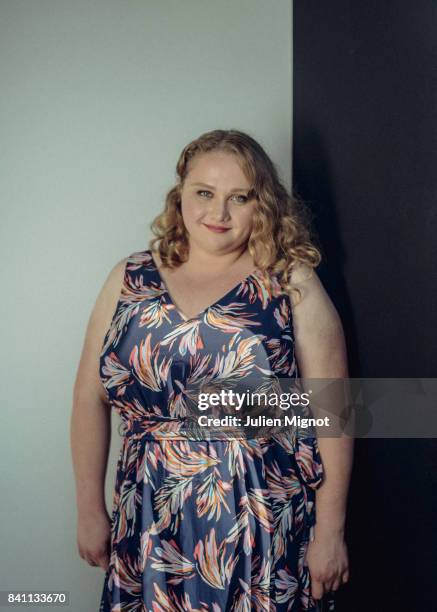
[{"left": 292, "top": 124, "right": 362, "bottom": 378}]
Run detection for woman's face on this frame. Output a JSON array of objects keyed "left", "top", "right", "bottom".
[{"left": 179, "top": 151, "right": 257, "bottom": 255}]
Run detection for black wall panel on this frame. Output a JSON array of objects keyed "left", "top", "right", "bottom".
[{"left": 293, "top": 2, "right": 437, "bottom": 609}]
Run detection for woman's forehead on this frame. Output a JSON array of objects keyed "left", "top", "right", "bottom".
[{"left": 186, "top": 151, "right": 253, "bottom": 185}]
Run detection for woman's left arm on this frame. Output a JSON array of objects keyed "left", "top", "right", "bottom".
[{"left": 289, "top": 263, "right": 354, "bottom": 599}]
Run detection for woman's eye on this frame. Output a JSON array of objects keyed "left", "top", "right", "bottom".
[
  {"left": 197, "top": 190, "right": 212, "bottom": 198},
  {"left": 231, "top": 194, "right": 248, "bottom": 204}
]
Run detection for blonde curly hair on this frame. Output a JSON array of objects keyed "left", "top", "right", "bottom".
[{"left": 149, "top": 129, "right": 322, "bottom": 305}]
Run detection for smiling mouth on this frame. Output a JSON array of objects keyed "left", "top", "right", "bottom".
[{"left": 203, "top": 224, "right": 231, "bottom": 232}]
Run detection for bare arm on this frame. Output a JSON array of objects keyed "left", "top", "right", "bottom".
[
  {"left": 70, "top": 257, "right": 127, "bottom": 567},
  {"left": 290, "top": 262, "right": 353, "bottom": 596}
]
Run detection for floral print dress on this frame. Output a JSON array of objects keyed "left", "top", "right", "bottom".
[{"left": 98, "top": 249, "right": 328, "bottom": 611}]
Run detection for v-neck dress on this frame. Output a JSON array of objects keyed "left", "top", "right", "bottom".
[{"left": 98, "top": 248, "right": 328, "bottom": 611}]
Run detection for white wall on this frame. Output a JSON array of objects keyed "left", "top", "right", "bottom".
[{"left": 0, "top": 1, "right": 292, "bottom": 608}]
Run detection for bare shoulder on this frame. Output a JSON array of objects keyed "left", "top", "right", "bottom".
[
  {"left": 288, "top": 262, "right": 348, "bottom": 377},
  {"left": 91, "top": 256, "right": 130, "bottom": 341},
  {"left": 288, "top": 261, "right": 343, "bottom": 334},
  {"left": 99, "top": 256, "right": 129, "bottom": 311},
  {"left": 290, "top": 264, "right": 341, "bottom": 335},
  {"left": 73, "top": 256, "right": 129, "bottom": 404},
  {"left": 288, "top": 261, "right": 320, "bottom": 304}
]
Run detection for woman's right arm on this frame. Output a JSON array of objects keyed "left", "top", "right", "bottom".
[{"left": 70, "top": 257, "right": 128, "bottom": 571}]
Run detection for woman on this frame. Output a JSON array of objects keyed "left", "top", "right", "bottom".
[{"left": 71, "top": 129, "right": 353, "bottom": 611}]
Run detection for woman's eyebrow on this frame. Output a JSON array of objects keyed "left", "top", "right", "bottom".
[{"left": 190, "top": 181, "right": 249, "bottom": 192}]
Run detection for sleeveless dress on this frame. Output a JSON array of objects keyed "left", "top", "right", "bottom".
[{"left": 98, "top": 248, "right": 330, "bottom": 612}]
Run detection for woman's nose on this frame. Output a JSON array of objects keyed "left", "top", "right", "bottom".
[{"left": 209, "top": 197, "right": 230, "bottom": 221}]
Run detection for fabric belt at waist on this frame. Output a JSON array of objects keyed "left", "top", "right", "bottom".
[{"left": 117, "top": 416, "right": 295, "bottom": 442}]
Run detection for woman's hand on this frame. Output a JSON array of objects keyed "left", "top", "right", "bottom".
[
  {"left": 305, "top": 529, "right": 350, "bottom": 600},
  {"left": 77, "top": 510, "right": 112, "bottom": 571}
]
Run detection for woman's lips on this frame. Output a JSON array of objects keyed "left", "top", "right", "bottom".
[{"left": 203, "top": 224, "right": 231, "bottom": 233}]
